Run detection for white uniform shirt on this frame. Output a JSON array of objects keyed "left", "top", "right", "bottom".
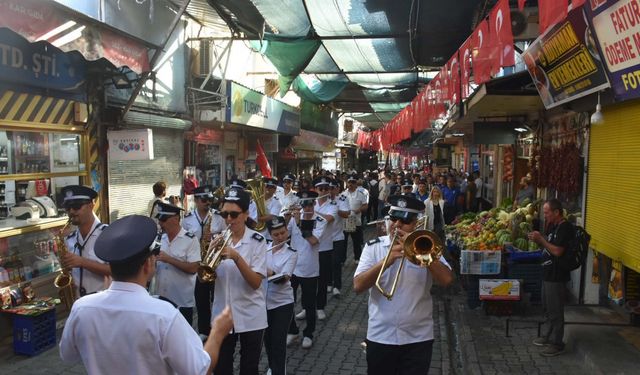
[
  {"left": 65, "top": 216, "right": 108, "bottom": 295},
  {"left": 344, "top": 189, "right": 368, "bottom": 226},
  {"left": 156, "top": 228, "right": 200, "bottom": 308},
  {"left": 264, "top": 241, "right": 298, "bottom": 310},
  {"left": 211, "top": 228, "right": 268, "bottom": 333},
  {"left": 330, "top": 194, "right": 351, "bottom": 241},
  {"left": 60, "top": 282, "right": 210, "bottom": 375},
  {"left": 260, "top": 196, "right": 283, "bottom": 240},
  {"left": 354, "top": 235, "right": 451, "bottom": 345},
  {"left": 182, "top": 210, "right": 213, "bottom": 240},
  {"left": 280, "top": 190, "right": 299, "bottom": 211},
  {"left": 314, "top": 199, "right": 338, "bottom": 252},
  {"left": 249, "top": 200, "right": 258, "bottom": 222},
  {"left": 210, "top": 210, "right": 226, "bottom": 234},
  {"left": 274, "top": 185, "right": 285, "bottom": 201},
  {"left": 290, "top": 213, "right": 325, "bottom": 277}
]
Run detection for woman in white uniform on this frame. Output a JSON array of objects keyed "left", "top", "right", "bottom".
[
  {"left": 211, "top": 188, "right": 268, "bottom": 375},
  {"left": 264, "top": 216, "right": 298, "bottom": 375}
]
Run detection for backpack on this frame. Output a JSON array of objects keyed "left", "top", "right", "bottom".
[{"left": 559, "top": 225, "right": 591, "bottom": 271}]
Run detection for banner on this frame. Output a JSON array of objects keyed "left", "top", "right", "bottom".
[
  {"left": 522, "top": 7, "right": 609, "bottom": 109},
  {"left": 584, "top": 0, "right": 640, "bottom": 101},
  {"left": 227, "top": 82, "right": 300, "bottom": 136},
  {"left": 107, "top": 129, "right": 154, "bottom": 161},
  {"left": 489, "top": 0, "right": 515, "bottom": 73},
  {"left": 539, "top": 0, "right": 569, "bottom": 34},
  {"left": 472, "top": 20, "right": 492, "bottom": 84},
  {"left": 460, "top": 37, "right": 473, "bottom": 99}
]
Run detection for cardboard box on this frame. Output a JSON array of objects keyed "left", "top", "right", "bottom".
[{"left": 479, "top": 279, "right": 521, "bottom": 301}]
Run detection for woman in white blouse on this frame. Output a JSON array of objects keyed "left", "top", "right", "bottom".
[
  {"left": 424, "top": 186, "right": 446, "bottom": 240},
  {"left": 264, "top": 216, "right": 298, "bottom": 375}
]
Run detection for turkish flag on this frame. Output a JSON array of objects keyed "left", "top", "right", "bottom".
[
  {"left": 489, "top": 0, "right": 515, "bottom": 74},
  {"left": 448, "top": 51, "right": 460, "bottom": 104},
  {"left": 440, "top": 65, "right": 450, "bottom": 102},
  {"left": 518, "top": 0, "right": 526, "bottom": 10},
  {"left": 539, "top": 0, "right": 568, "bottom": 34},
  {"left": 255, "top": 140, "right": 272, "bottom": 178},
  {"left": 472, "top": 20, "right": 491, "bottom": 85},
  {"left": 459, "top": 36, "right": 473, "bottom": 99}
]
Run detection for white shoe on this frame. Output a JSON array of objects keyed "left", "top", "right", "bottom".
[
  {"left": 317, "top": 309, "right": 326, "bottom": 320},
  {"left": 286, "top": 334, "right": 298, "bottom": 346},
  {"left": 332, "top": 288, "right": 341, "bottom": 296},
  {"left": 327, "top": 286, "right": 333, "bottom": 293},
  {"left": 302, "top": 336, "right": 313, "bottom": 349},
  {"left": 295, "top": 310, "right": 306, "bottom": 320}
]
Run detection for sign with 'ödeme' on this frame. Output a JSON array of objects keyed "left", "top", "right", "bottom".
[
  {"left": 107, "top": 129, "right": 154, "bottom": 161},
  {"left": 585, "top": 0, "right": 640, "bottom": 100}
]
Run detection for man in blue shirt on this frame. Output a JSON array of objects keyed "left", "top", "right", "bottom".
[{"left": 441, "top": 177, "right": 460, "bottom": 224}]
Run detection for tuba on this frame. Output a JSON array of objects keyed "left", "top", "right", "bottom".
[
  {"left": 374, "top": 216, "right": 444, "bottom": 300},
  {"left": 197, "top": 225, "right": 232, "bottom": 283},
  {"left": 246, "top": 179, "right": 268, "bottom": 232},
  {"left": 54, "top": 220, "right": 78, "bottom": 310}
]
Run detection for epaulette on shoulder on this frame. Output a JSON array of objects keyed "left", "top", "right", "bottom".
[
  {"left": 98, "top": 223, "right": 108, "bottom": 230},
  {"left": 288, "top": 247, "right": 297, "bottom": 252},
  {"left": 266, "top": 239, "right": 273, "bottom": 245},
  {"left": 339, "top": 195, "right": 347, "bottom": 201},
  {"left": 316, "top": 216, "right": 324, "bottom": 222},
  {"left": 65, "top": 231, "right": 76, "bottom": 240},
  {"left": 212, "top": 209, "right": 221, "bottom": 215},
  {"left": 273, "top": 196, "right": 279, "bottom": 200},
  {"left": 185, "top": 232, "right": 196, "bottom": 238},
  {"left": 252, "top": 232, "right": 265, "bottom": 242},
  {"left": 184, "top": 212, "right": 193, "bottom": 217},
  {"left": 330, "top": 200, "right": 337, "bottom": 205},
  {"left": 367, "top": 238, "right": 382, "bottom": 246}
]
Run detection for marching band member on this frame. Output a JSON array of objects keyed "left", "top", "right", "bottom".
[
  {"left": 61, "top": 185, "right": 110, "bottom": 297},
  {"left": 289, "top": 191, "right": 327, "bottom": 349},
  {"left": 353, "top": 195, "right": 454, "bottom": 375},
  {"left": 312, "top": 177, "right": 338, "bottom": 320},
  {"left": 212, "top": 188, "right": 268, "bottom": 375},
  {"left": 260, "top": 177, "right": 283, "bottom": 240},
  {"left": 329, "top": 179, "right": 351, "bottom": 296},
  {"left": 155, "top": 202, "right": 201, "bottom": 325},
  {"left": 182, "top": 185, "right": 220, "bottom": 339},
  {"left": 60, "top": 215, "right": 234, "bottom": 374},
  {"left": 279, "top": 173, "right": 299, "bottom": 209},
  {"left": 228, "top": 178, "right": 259, "bottom": 225},
  {"left": 343, "top": 174, "right": 368, "bottom": 263},
  {"left": 264, "top": 216, "right": 298, "bottom": 375}
]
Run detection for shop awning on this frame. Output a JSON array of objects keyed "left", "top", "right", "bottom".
[{"left": 289, "top": 129, "right": 336, "bottom": 153}]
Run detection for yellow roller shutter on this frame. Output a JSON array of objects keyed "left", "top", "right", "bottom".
[{"left": 586, "top": 100, "right": 640, "bottom": 273}]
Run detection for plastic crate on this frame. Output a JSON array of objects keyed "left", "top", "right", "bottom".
[
  {"left": 505, "top": 245, "right": 543, "bottom": 263},
  {"left": 460, "top": 250, "right": 502, "bottom": 275},
  {"left": 13, "top": 309, "right": 56, "bottom": 356},
  {"left": 507, "top": 263, "right": 543, "bottom": 302}
]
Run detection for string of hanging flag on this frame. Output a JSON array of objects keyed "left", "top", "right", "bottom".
[{"left": 357, "top": 0, "right": 586, "bottom": 152}]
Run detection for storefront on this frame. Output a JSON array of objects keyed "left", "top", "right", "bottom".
[{"left": 278, "top": 129, "right": 336, "bottom": 176}]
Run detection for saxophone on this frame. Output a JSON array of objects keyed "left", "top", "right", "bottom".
[{"left": 54, "top": 220, "right": 77, "bottom": 310}]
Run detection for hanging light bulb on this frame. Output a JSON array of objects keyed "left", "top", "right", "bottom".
[{"left": 591, "top": 91, "right": 604, "bottom": 125}]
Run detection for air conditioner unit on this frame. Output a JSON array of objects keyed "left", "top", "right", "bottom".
[{"left": 511, "top": 8, "right": 539, "bottom": 41}]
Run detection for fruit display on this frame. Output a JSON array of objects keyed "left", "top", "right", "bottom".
[{"left": 447, "top": 201, "right": 541, "bottom": 251}]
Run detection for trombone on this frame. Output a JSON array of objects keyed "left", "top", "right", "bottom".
[{"left": 374, "top": 215, "right": 444, "bottom": 300}]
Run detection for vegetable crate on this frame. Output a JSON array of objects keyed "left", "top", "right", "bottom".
[
  {"left": 13, "top": 309, "right": 56, "bottom": 356},
  {"left": 460, "top": 250, "right": 502, "bottom": 275}
]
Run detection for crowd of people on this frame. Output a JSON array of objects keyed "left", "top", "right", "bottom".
[{"left": 60, "top": 165, "right": 586, "bottom": 373}]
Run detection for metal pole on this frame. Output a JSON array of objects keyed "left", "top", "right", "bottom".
[{"left": 120, "top": 0, "right": 192, "bottom": 121}]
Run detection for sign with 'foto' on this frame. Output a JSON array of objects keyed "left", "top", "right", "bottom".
[
  {"left": 107, "top": 129, "right": 154, "bottom": 161},
  {"left": 585, "top": 0, "right": 640, "bottom": 101}
]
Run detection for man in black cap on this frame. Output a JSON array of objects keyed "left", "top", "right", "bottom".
[
  {"left": 155, "top": 201, "right": 201, "bottom": 325},
  {"left": 60, "top": 215, "right": 233, "bottom": 374},
  {"left": 280, "top": 173, "right": 299, "bottom": 210},
  {"left": 353, "top": 195, "right": 454, "bottom": 375},
  {"left": 260, "top": 177, "right": 283, "bottom": 239},
  {"left": 183, "top": 185, "right": 225, "bottom": 339},
  {"left": 61, "top": 185, "right": 110, "bottom": 297},
  {"left": 311, "top": 176, "right": 337, "bottom": 320},
  {"left": 343, "top": 174, "right": 368, "bottom": 264}
]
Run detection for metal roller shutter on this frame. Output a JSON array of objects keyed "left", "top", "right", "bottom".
[
  {"left": 108, "top": 127, "right": 183, "bottom": 221},
  {"left": 586, "top": 100, "right": 640, "bottom": 273}
]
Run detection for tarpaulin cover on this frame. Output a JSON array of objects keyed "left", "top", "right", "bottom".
[{"left": 292, "top": 76, "right": 349, "bottom": 104}]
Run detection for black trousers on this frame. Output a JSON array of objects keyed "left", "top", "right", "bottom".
[
  {"left": 289, "top": 275, "right": 318, "bottom": 338},
  {"left": 368, "top": 198, "right": 379, "bottom": 221},
  {"left": 366, "top": 339, "right": 434, "bottom": 375},
  {"left": 214, "top": 328, "right": 265, "bottom": 375},
  {"left": 543, "top": 281, "right": 566, "bottom": 346},
  {"left": 194, "top": 278, "right": 215, "bottom": 335},
  {"left": 317, "top": 250, "right": 333, "bottom": 309},
  {"left": 344, "top": 226, "right": 363, "bottom": 261},
  {"left": 265, "top": 303, "right": 294, "bottom": 375},
  {"left": 331, "top": 240, "right": 346, "bottom": 290}
]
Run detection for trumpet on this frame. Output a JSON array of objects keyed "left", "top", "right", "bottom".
[
  {"left": 197, "top": 225, "right": 232, "bottom": 283},
  {"left": 374, "top": 216, "right": 444, "bottom": 300}
]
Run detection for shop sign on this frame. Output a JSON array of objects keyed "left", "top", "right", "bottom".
[
  {"left": 0, "top": 28, "right": 86, "bottom": 92},
  {"left": 227, "top": 82, "right": 300, "bottom": 136},
  {"left": 290, "top": 129, "right": 336, "bottom": 153},
  {"left": 522, "top": 7, "right": 609, "bottom": 109},
  {"left": 107, "top": 129, "right": 154, "bottom": 161},
  {"left": 584, "top": 0, "right": 640, "bottom": 101}
]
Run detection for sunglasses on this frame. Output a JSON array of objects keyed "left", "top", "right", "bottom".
[
  {"left": 64, "top": 201, "right": 89, "bottom": 211},
  {"left": 389, "top": 216, "right": 413, "bottom": 225},
  {"left": 317, "top": 186, "right": 329, "bottom": 191},
  {"left": 220, "top": 211, "right": 242, "bottom": 219}
]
